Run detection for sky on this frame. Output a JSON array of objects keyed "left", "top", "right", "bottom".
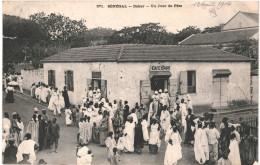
[{"left": 2, "top": 1, "right": 259, "bottom": 33}]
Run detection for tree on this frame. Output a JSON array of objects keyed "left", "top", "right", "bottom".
[
  {"left": 175, "top": 26, "right": 201, "bottom": 43},
  {"left": 29, "top": 12, "right": 87, "bottom": 44},
  {"left": 220, "top": 40, "right": 258, "bottom": 70},
  {"left": 201, "top": 25, "right": 222, "bottom": 33},
  {"left": 107, "top": 23, "right": 176, "bottom": 45}
]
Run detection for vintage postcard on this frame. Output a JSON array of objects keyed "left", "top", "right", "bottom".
[{"left": 2, "top": 1, "right": 258, "bottom": 165}]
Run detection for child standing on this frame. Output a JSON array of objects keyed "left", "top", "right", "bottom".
[
  {"left": 116, "top": 133, "right": 125, "bottom": 154},
  {"left": 65, "top": 108, "right": 72, "bottom": 126},
  {"left": 207, "top": 122, "right": 220, "bottom": 162},
  {"left": 106, "top": 132, "right": 117, "bottom": 161},
  {"left": 110, "top": 148, "right": 120, "bottom": 165}
]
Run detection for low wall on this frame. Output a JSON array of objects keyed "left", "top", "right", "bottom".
[{"left": 21, "top": 69, "right": 44, "bottom": 90}]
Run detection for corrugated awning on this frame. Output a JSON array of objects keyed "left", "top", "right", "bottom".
[
  {"left": 149, "top": 71, "right": 172, "bottom": 79},
  {"left": 212, "top": 69, "right": 232, "bottom": 77}
]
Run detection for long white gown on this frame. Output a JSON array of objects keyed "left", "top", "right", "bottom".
[
  {"left": 123, "top": 121, "right": 135, "bottom": 152},
  {"left": 160, "top": 110, "right": 170, "bottom": 132},
  {"left": 16, "top": 139, "right": 37, "bottom": 164},
  {"left": 65, "top": 109, "right": 72, "bottom": 125},
  {"left": 164, "top": 129, "right": 182, "bottom": 165},
  {"left": 194, "top": 128, "right": 209, "bottom": 164},
  {"left": 229, "top": 139, "right": 241, "bottom": 165},
  {"left": 141, "top": 120, "right": 149, "bottom": 141},
  {"left": 149, "top": 123, "right": 160, "bottom": 146}
]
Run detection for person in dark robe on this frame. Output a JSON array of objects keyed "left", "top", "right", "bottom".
[
  {"left": 50, "top": 118, "right": 60, "bottom": 153},
  {"left": 92, "top": 122, "right": 99, "bottom": 143},
  {"left": 4, "top": 139, "right": 17, "bottom": 164},
  {"left": 5, "top": 84, "right": 15, "bottom": 103},
  {"left": 38, "top": 115, "right": 47, "bottom": 151},
  {"left": 99, "top": 111, "right": 109, "bottom": 146},
  {"left": 41, "top": 109, "right": 49, "bottom": 122},
  {"left": 134, "top": 119, "right": 144, "bottom": 154},
  {"left": 240, "top": 128, "right": 258, "bottom": 165},
  {"left": 219, "top": 119, "right": 232, "bottom": 158},
  {"left": 123, "top": 101, "right": 129, "bottom": 124},
  {"left": 184, "top": 108, "right": 195, "bottom": 146},
  {"left": 45, "top": 120, "right": 52, "bottom": 149},
  {"left": 11, "top": 113, "right": 21, "bottom": 146},
  {"left": 113, "top": 109, "right": 123, "bottom": 141},
  {"left": 62, "top": 86, "right": 70, "bottom": 108}
]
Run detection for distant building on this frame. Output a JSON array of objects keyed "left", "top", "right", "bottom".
[
  {"left": 42, "top": 44, "right": 254, "bottom": 110},
  {"left": 179, "top": 11, "right": 258, "bottom": 46}
]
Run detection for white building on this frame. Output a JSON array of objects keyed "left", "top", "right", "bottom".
[{"left": 42, "top": 44, "right": 253, "bottom": 110}]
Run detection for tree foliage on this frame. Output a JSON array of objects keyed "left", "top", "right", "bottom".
[{"left": 107, "top": 23, "right": 176, "bottom": 45}]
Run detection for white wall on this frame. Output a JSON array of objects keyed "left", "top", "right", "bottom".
[
  {"left": 222, "top": 12, "right": 258, "bottom": 31},
  {"left": 252, "top": 75, "right": 258, "bottom": 104},
  {"left": 44, "top": 61, "right": 251, "bottom": 108},
  {"left": 21, "top": 69, "right": 44, "bottom": 90}
]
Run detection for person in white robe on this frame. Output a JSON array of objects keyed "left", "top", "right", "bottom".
[
  {"left": 3, "top": 112, "right": 11, "bottom": 139},
  {"left": 40, "top": 85, "right": 49, "bottom": 103},
  {"left": 17, "top": 116, "right": 24, "bottom": 142},
  {"left": 149, "top": 119, "right": 161, "bottom": 154},
  {"left": 53, "top": 89, "right": 61, "bottom": 116},
  {"left": 129, "top": 109, "right": 138, "bottom": 125},
  {"left": 141, "top": 116, "right": 149, "bottom": 142},
  {"left": 48, "top": 88, "right": 55, "bottom": 111},
  {"left": 180, "top": 99, "right": 188, "bottom": 133},
  {"left": 105, "top": 132, "right": 117, "bottom": 160},
  {"left": 35, "top": 85, "right": 41, "bottom": 102},
  {"left": 65, "top": 108, "right": 72, "bottom": 126},
  {"left": 16, "top": 133, "right": 38, "bottom": 164},
  {"left": 164, "top": 123, "right": 182, "bottom": 165},
  {"left": 160, "top": 106, "right": 170, "bottom": 133},
  {"left": 26, "top": 114, "right": 39, "bottom": 144},
  {"left": 123, "top": 116, "right": 135, "bottom": 152},
  {"left": 76, "top": 144, "right": 93, "bottom": 165},
  {"left": 18, "top": 77, "right": 23, "bottom": 93},
  {"left": 186, "top": 94, "right": 193, "bottom": 114},
  {"left": 228, "top": 133, "right": 241, "bottom": 165},
  {"left": 194, "top": 122, "right": 209, "bottom": 164}
]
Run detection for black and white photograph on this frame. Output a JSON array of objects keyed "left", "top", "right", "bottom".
[{"left": 2, "top": 1, "right": 259, "bottom": 164}]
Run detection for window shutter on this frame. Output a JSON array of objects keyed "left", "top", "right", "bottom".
[
  {"left": 140, "top": 80, "right": 151, "bottom": 108},
  {"left": 53, "top": 71, "right": 56, "bottom": 88},
  {"left": 101, "top": 80, "right": 107, "bottom": 98},
  {"left": 70, "top": 71, "right": 74, "bottom": 91},
  {"left": 65, "top": 71, "right": 67, "bottom": 87},
  {"left": 180, "top": 71, "right": 188, "bottom": 94},
  {"left": 48, "top": 70, "right": 51, "bottom": 86}
]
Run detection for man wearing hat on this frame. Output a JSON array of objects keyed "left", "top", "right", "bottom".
[{"left": 33, "top": 107, "right": 39, "bottom": 121}]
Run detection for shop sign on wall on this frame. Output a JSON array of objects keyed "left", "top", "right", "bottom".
[{"left": 150, "top": 65, "right": 170, "bottom": 71}]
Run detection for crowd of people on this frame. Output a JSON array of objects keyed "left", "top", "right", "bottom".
[
  {"left": 2, "top": 82, "right": 251, "bottom": 165},
  {"left": 2, "top": 110, "right": 59, "bottom": 164}
]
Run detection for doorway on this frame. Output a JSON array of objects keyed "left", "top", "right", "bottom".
[{"left": 151, "top": 77, "right": 168, "bottom": 91}]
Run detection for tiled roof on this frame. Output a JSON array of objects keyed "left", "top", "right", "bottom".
[
  {"left": 42, "top": 44, "right": 254, "bottom": 63},
  {"left": 241, "top": 12, "right": 259, "bottom": 22},
  {"left": 179, "top": 28, "right": 258, "bottom": 45}
]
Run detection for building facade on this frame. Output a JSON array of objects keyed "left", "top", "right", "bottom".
[{"left": 42, "top": 45, "right": 253, "bottom": 110}]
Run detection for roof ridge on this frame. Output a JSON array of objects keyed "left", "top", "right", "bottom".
[{"left": 117, "top": 46, "right": 124, "bottom": 62}]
